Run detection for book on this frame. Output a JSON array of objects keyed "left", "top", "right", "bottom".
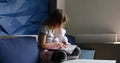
[
  {"left": 48, "top": 45, "right": 77, "bottom": 54},
  {"left": 62, "top": 45, "right": 77, "bottom": 54}
]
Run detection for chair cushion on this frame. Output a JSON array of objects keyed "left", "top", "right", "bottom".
[
  {"left": 79, "top": 49, "right": 95, "bottom": 59},
  {"left": 66, "top": 35, "right": 76, "bottom": 45},
  {"left": 0, "top": 37, "right": 39, "bottom": 63}
]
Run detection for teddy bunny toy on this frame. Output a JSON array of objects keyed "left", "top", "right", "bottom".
[{"left": 53, "top": 28, "right": 71, "bottom": 45}]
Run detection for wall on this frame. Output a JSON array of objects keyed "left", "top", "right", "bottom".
[
  {"left": 57, "top": 0, "right": 65, "bottom": 11},
  {"left": 65, "top": 0, "right": 120, "bottom": 35},
  {"left": 78, "top": 43, "right": 120, "bottom": 63}
]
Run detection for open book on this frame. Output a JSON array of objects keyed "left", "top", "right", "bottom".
[
  {"left": 48, "top": 45, "right": 77, "bottom": 54},
  {"left": 62, "top": 45, "right": 77, "bottom": 54}
]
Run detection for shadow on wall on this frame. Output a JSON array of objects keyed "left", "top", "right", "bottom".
[
  {"left": 66, "top": 24, "right": 115, "bottom": 34},
  {"left": 74, "top": 34, "right": 116, "bottom": 43}
]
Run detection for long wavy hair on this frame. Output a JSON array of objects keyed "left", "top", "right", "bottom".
[{"left": 43, "top": 9, "right": 67, "bottom": 29}]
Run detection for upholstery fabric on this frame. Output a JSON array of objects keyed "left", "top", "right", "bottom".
[
  {"left": 0, "top": 0, "right": 49, "bottom": 35},
  {"left": 79, "top": 50, "right": 95, "bottom": 59},
  {"left": 66, "top": 35, "right": 76, "bottom": 45},
  {"left": 0, "top": 37, "right": 39, "bottom": 63},
  {"left": 0, "top": 0, "right": 8, "bottom": 3}
]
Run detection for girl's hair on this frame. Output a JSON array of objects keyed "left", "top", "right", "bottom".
[{"left": 43, "top": 9, "right": 67, "bottom": 29}]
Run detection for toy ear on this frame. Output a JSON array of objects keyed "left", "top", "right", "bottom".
[{"left": 61, "top": 28, "right": 66, "bottom": 34}]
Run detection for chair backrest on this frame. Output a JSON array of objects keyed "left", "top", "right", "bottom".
[
  {"left": 0, "top": 36, "right": 39, "bottom": 63},
  {"left": 66, "top": 35, "right": 76, "bottom": 45}
]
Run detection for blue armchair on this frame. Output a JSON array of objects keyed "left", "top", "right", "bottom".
[
  {"left": 0, "top": 36, "right": 39, "bottom": 63},
  {"left": 0, "top": 35, "right": 95, "bottom": 63}
]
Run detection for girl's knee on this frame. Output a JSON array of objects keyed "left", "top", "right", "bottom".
[
  {"left": 51, "top": 51, "right": 67, "bottom": 62},
  {"left": 57, "top": 51, "right": 67, "bottom": 60},
  {"left": 72, "top": 47, "right": 81, "bottom": 56}
]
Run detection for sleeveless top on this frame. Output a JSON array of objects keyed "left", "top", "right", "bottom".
[{"left": 39, "top": 25, "right": 55, "bottom": 43}]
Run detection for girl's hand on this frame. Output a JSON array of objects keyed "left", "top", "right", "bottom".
[
  {"left": 63, "top": 42, "right": 67, "bottom": 45},
  {"left": 59, "top": 42, "right": 67, "bottom": 49},
  {"left": 54, "top": 42, "right": 67, "bottom": 49}
]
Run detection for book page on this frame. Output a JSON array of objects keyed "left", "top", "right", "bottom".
[
  {"left": 61, "top": 45, "right": 77, "bottom": 54},
  {"left": 47, "top": 45, "right": 77, "bottom": 54}
]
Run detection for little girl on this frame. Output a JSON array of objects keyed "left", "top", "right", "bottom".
[{"left": 38, "top": 9, "right": 80, "bottom": 63}]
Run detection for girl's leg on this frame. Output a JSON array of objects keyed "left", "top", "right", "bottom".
[
  {"left": 50, "top": 50, "right": 67, "bottom": 62},
  {"left": 71, "top": 47, "right": 81, "bottom": 56},
  {"left": 67, "top": 47, "right": 81, "bottom": 60}
]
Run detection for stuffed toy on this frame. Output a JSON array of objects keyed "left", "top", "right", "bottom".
[{"left": 53, "top": 28, "right": 71, "bottom": 45}]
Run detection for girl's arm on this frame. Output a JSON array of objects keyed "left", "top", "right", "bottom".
[{"left": 38, "top": 33, "right": 65, "bottom": 49}]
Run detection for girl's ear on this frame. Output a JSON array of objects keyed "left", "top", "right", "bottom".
[{"left": 63, "top": 16, "right": 67, "bottom": 23}]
